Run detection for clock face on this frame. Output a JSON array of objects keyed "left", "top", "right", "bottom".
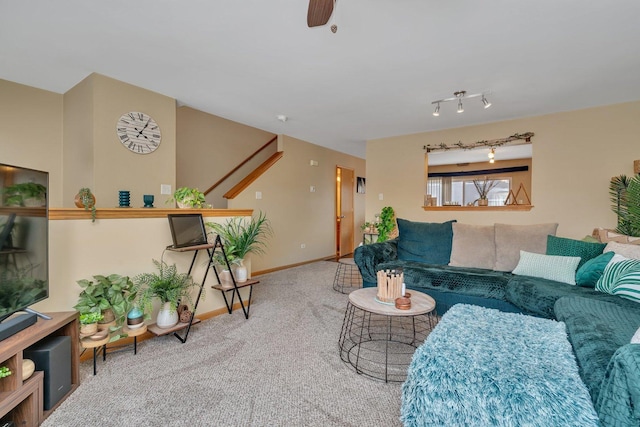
[{"left": 116, "top": 112, "right": 161, "bottom": 154}]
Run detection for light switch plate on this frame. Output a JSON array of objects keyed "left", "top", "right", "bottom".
[{"left": 161, "top": 184, "right": 172, "bottom": 195}]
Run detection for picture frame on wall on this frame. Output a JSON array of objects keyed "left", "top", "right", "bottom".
[{"left": 357, "top": 177, "right": 366, "bottom": 194}]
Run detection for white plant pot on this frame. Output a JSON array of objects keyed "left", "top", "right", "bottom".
[
  {"left": 219, "top": 269, "right": 233, "bottom": 286},
  {"left": 23, "top": 197, "right": 45, "bottom": 207},
  {"left": 235, "top": 259, "right": 248, "bottom": 283},
  {"left": 156, "top": 302, "right": 179, "bottom": 329}
]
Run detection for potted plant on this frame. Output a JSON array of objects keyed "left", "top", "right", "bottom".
[
  {"left": 2, "top": 182, "right": 46, "bottom": 207},
  {"left": 75, "top": 188, "right": 97, "bottom": 222},
  {"left": 74, "top": 274, "right": 139, "bottom": 330},
  {"left": 167, "top": 187, "right": 209, "bottom": 208},
  {"left": 472, "top": 177, "right": 499, "bottom": 206},
  {"left": 376, "top": 206, "right": 395, "bottom": 243},
  {"left": 79, "top": 312, "right": 104, "bottom": 335},
  {"left": 206, "top": 212, "right": 272, "bottom": 282},
  {"left": 135, "top": 260, "right": 196, "bottom": 328}
]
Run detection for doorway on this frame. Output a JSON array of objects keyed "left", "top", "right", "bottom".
[{"left": 336, "top": 166, "right": 355, "bottom": 259}]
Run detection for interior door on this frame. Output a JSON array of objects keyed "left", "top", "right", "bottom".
[{"left": 336, "top": 167, "right": 355, "bottom": 258}]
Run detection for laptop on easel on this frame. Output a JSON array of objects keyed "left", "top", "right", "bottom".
[{"left": 166, "top": 214, "right": 212, "bottom": 251}]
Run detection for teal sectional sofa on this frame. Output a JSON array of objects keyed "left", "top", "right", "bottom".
[{"left": 354, "top": 218, "right": 640, "bottom": 426}]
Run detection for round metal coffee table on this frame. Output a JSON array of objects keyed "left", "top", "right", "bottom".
[{"left": 338, "top": 287, "right": 437, "bottom": 382}]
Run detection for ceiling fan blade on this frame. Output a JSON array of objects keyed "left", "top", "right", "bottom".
[{"left": 307, "top": 0, "right": 334, "bottom": 27}]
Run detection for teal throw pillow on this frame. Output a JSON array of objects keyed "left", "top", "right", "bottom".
[
  {"left": 396, "top": 218, "right": 456, "bottom": 265},
  {"left": 512, "top": 250, "right": 581, "bottom": 285},
  {"left": 546, "top": 235, "right": 606, "bottom": 270},
  {"left": 575, "top": 251, "right": 615, "bottom": 287}
]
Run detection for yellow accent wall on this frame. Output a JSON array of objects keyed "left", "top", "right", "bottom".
[{"left": 366, "top": 101, "right": 640, "bottom": 238}]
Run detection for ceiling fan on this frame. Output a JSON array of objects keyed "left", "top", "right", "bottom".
[{"left": 307, "top": 0, "right": 335, "bottom": 28}]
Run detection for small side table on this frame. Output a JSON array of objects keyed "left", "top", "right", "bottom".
[
  {"left": 338, "top": 287, "right": 437, "bottom": 382},
  {"left": 332, "top": 258, "right": 362, "bottom": 294},
  {"left": 80, "top": 323, "right": 147, "bottom": 375},
  {"left": 362, "top": 232, "right": 379, "bottom": 245}
]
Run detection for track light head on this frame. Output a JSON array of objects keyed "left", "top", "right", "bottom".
[
  {"left": 482, "top": 95, "right": 492, "bottom": 109},
  {"left": 433, "top": 103, "right": 440, "bottom": 117},
  {"left": 457, "top": 99, "right": 464, "bottom": 113}
]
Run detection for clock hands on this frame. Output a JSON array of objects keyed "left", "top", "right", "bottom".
[{"left": 135, "top": 118, "right": 152, "bottom": 137}]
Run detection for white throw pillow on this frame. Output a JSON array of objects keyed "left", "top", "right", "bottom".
[
  {"left": 512, "top": 250, "right": 581, "bottom": 285},
  {"left": 604, "top": 241, "right": 640, "bottom": 260}
]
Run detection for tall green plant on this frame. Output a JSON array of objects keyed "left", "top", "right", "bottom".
[
  {"left": 626, "top": 176, "right": 640, "bottom": 237},
  {"left": 206, "top": 212, "right": 272, "bottom": 260},
  {"left": 609, "top": 175, "right": 633, "bottom": 235},
  {"left": 376, "top": 206, "right": 395, "bottom": 243}
]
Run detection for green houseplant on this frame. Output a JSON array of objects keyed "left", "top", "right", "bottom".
[
  {"left": 376, "top": 206, "right": 395, "bottom": 243},
  {"left": 168, "top": 187, "right": 209, "bottom": 208},
  {"left": 74, "top": 274, "right": 138, "bottom": 329},
  {"left": 206, "top": 212, "right": 272, "bottom": 282},
  {"left": 75, "top": 188, "right": 97, "bottom": 222},
  {"left": 135, "top": 260, "right": 196, "bottom": 328},
  {"left": 79, "top": 312, "right": 104, "bottom": 335},
  {"left": 3, "top": 182, "right": 46, "bottom": 207}
]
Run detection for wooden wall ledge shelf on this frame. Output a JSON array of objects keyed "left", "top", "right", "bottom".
[
  {"left": 422, "top": 205, "right": 534, "bottom": 212},
  {"left": 49, "top": 208, "right": 253, "bottom": 220}
]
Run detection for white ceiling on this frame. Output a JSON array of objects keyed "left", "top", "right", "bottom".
[{"left": 2, "top": 1, "right": 640, "bottom": 159}]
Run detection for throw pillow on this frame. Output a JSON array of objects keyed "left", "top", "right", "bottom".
[
  {"left": 595, "top": 258, "right": 640, "bottom": 294},
  {"left": 632, "top": 327, "right": 640, "bottom": 344},
  {"left": 546, "top": 235, "right": 606, "bottom": 270},
  {"left": 449, "top": 223, "right": 496, "bottom": 270},
  {"left": 575, "top": 251, "right": 615, "bottom": 287},
  {"left": 494, "top": 223, "right": 559, "bottom": 272},
  {"left": 604, "top": 241, "right": 640, "bottom": 260},
  {"left": 511, "top": 250, "right": 581, "bottom": 285},
  {"left": 611, "top": 267, "right": 640, "bottom": 303},
  {"left": 396, "top": 218, "right": 456, "bottom": 265}
]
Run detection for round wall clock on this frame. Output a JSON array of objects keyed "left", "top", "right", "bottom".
[{"left": 116, "top": 111, "right": 162, "bottom": 154}]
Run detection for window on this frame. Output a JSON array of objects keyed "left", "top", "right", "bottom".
[{"left": 427, "top": 177, "right": 511, "bottom": 206}]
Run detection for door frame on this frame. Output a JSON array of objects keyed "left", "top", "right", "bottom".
[{"left": 335, "top": 166, "right": 355, "bottom": 259}]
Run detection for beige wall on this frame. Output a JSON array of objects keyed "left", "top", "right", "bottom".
[
  {"left": 228, "top": 135, "right": 367, "bottom": 271},
  {"left": 0, "top": 79, "right": 64, "bottom": 205},
  {"left": 366, "top": 101, "right": 640, "bottom": 238},
  {"left": 176, "top": 106, "right": 275, "bottom": 207},
  {"left": 89, "top": 74, "right": 176, "bottom": 208}
]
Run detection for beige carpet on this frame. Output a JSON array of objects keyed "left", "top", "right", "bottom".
[{"left": 43, "top": 261, "right": 403, "bottom": 427}]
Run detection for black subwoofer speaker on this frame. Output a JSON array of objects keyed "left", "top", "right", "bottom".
[{"left": 24, "top": 335, "right": 72, "bottom": 410}]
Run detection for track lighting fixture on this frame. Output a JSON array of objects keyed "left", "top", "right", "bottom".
[{"left": 431, "top": 90, "right": 492, "bottom": 116}]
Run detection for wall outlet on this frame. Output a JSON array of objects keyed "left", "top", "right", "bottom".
[
  {"left": 378, "top": 193, "right": 384, "bottom": 200},
  {"left": 310, "top": 186, "right": 316, "bottom": 193},
  {"left": 300, "top": 243, "right": 306, "bottom": 249},
  {"left": 309, "top": 160, "right": 318, "bottom": 166},
  {"left": 161, "top": 184, "right": 172, "bottom": 195},
  {"left": 256, "top": 191, "right": 262, "bottom": 199}
]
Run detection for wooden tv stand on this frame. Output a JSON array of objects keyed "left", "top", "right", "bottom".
[{"left": 0, "top": 312, "right": 79, "bottom": 426}]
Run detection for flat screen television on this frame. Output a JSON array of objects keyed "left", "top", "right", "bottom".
[{"left": 0, "top": 163, "right": 49, "bottom": 336}]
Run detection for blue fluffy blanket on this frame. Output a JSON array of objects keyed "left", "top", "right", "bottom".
[{"left": 401, "top": 304, "right": 599, "bottom": 426}]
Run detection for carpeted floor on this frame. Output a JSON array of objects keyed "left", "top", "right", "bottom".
[{"left": 42, "top": 261, "right": 403, "bottom": 427}]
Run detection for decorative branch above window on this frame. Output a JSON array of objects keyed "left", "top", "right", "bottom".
[{"left": 423, "top": 132, "right": 534, "bottom": 153}]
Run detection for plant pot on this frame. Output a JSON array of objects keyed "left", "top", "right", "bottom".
[
  {"left": 100, "top": 308, "right": 115, "bottom": 323},
  {"left": 478, "top": 198, "right": 489, "bottom": 206},
  {"left": 156, "top": 302, "right": 179, "bottom": 329},
  {"left": 80, "top": 322, "right": 98, "bottom": 335},
  {"left": 219, "top": 269, "right": 233, "bottom": 286},
  {"left": 235, "top": 259, "right": 248, "bottom": 283},
  {"left": 177, "top": 196, "right": 194, "bottom": 208},
  {"left": 23, "top": 197, "right": 45, "bottom": 207},
  {"left": 74, "top": 192, "right": 96, "bottom": 208}
]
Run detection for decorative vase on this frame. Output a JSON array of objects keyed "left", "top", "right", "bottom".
[
  {"left": 235, "top": 259, "right": 248, "bottom": 283},
  {"left": 219, "top": 269, "right": 233, "bottom": 286},
  {"left": 478, "top": 198, "right": 489, "bottom": 206},
  {"left": 23, "top": 197, "right": 44, "bottom": 207},
  {"left": 127, "top": 306, "right": 144, "bottom": 329},
  {"left": 177, "top": 196, "right": 194, "bottom": 208},
  {"left": 22, "top": 359, "right": 35, "bottom": 381},
  {"left": 156, "top": 302, "right": 179, "bottom": 329}
]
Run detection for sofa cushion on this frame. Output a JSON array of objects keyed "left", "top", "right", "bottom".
[
  {"left": 575, "top": 251, "right": 615, "bottom": 287},
  {"left": 494, "top": 223, "right": 559, "bottom": 271},
  {"left": 554, "top": 296, "right": 640, "bottom": 406},
  {"left": 396, "top": 218, "right": 455, "bottom": 265},
  {"left": 546, "top": 235, "right": 606, "bottom": 270},
  {"left": 512, "top": 251, "right": 581, "bottom": 285},
  {"left": 604, "top": 241, "right": 640, "bottom": 259},
  {"left": 505, "top": 274, "right": 634, "bottom": 319},
  {"left": 449, "top": 223, "right": 495, "bottom": 270}
]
